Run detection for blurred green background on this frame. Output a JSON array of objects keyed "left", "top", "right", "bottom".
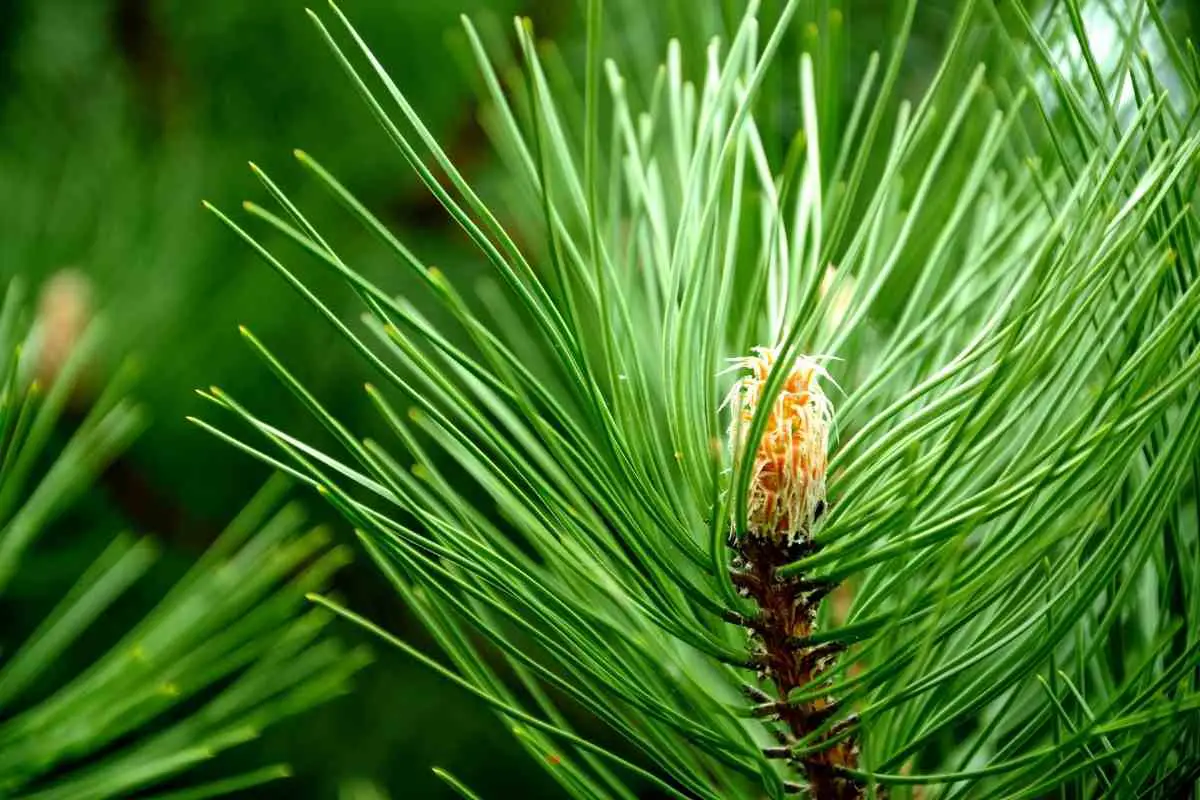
[
  {"left": 0, "top": 1, "right": 565, "bottom": 796},
  {"left": 8, "top": 0, "right": 1191, "bottom": 797}
]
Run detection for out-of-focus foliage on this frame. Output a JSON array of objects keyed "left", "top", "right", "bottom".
[
  {"left": 0, "top": 0, "right": 526, "bottom": 517},
  {"left": 0, "top": 279, "right": 366, "bottom": 798}
]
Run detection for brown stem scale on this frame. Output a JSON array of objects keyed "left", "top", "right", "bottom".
[{"left": 732, "top": 532, "right": 863, "bottom": 800}]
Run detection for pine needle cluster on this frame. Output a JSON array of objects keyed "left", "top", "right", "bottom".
[{"left": 201, "top": 1, "right": 1200, "bottom": 796}]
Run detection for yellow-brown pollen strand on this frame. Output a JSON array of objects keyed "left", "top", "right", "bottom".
[{"left": 728, "top": 348, "right": 830, "bottom": 543}]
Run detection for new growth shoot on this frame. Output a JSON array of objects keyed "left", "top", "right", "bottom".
[
  {"left": 727, "top": 347, "right": 832, "bottom": 543},
  {"left": 727, "top": 350, "right": 858, "bottom": 798}
]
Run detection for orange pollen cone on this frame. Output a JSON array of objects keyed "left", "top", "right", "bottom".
[{"left": 726, "top": 347, "right": 832, "bottom": 542}]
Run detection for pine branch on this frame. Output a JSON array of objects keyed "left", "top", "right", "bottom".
[{"left": 200, "top": 0, "right": 1200, "bottom": 796}]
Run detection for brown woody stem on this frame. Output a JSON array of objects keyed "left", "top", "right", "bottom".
[{"left": 731, "top": 533, "right": 863, "bottom": 800}]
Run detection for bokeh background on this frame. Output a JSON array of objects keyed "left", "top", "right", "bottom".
[{"left": 3, "top": 1, "right": 1192, "bottom": 797}]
